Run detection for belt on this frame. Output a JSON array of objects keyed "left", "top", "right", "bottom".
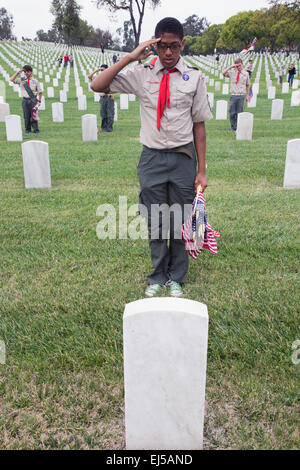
[{"left": 232, "top": 94, "right": 245, "bottom": 96}]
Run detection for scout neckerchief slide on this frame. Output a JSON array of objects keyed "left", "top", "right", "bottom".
[{"left": 181, "top": 186, "right": 220, "bottom": 260}]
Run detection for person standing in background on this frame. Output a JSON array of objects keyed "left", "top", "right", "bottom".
[
  {"left": 9, "top": 65, "right": 43, "bottom": 134},
  {"left": 288, "top": 64, "right": 296, "bottom": 87},
  {"left": 88, "top": 64, "right": 115, "bottom": 133},
  {"left": 222, "top": 58, "right": 250, "bottom": 131}
]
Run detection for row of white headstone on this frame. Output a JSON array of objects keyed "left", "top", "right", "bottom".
[
  {"left": 215, "top": 98, "right": 293, "bottom": 121},
  {"left": 20, "top": 138, "right": 300, "bottom": 190},
  {"left": 1, "top": 112, "right": 118, "bottom": 142}
]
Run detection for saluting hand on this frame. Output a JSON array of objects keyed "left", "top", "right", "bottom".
[{"left": 128, "top": 38, "right": 161, "bottom": 63}]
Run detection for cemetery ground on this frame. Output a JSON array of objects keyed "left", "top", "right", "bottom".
[{"left": 0, "top": 63, "right": 299, "bottom": 450}]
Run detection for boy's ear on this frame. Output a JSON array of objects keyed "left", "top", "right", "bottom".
[{"left": 181, "top": 38, "right": 186, "bottom": 50}]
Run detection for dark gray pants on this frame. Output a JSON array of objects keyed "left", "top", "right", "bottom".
[
  {"left": 100, "top": 95, "right": 114, "bottom": 132},
  {"left": 229, "top": 95, "right": 245, "bottom": 130},
  {"left": 22, "top": 98, "right": 38, "bottom": 132},
  {"left": 137, "top": 145, "right": 196, "bottom": 286}
]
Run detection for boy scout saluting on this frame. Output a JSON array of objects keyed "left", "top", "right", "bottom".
[
  {"left": 10, "top": 65, "right": 43, "bottom": 134},
  {"left": 88, "top": 64, "right": 115, "bottom": 133},
  {"left": 91, "top": 17, "right": 212, "bottom": 298},
  {"left": 222, "top": 58, "right": 250, "bottom": 132}
]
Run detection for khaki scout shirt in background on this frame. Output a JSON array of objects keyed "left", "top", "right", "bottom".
[
  {"left": 225, "top": 69, "right": 250, "bottom": 95},
  {"left": 14, "top": 77, "right": 42, "bottom": 98},
  {"left": 109, "top": 57, "right": 212, "bottom": 149}
]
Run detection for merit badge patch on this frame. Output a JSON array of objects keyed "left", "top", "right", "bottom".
[{"left": 182, "top": 74, "right": 190, "bottom": 81}]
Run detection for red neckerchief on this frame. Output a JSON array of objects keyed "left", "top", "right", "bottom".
[
  {"left": 236, "top": 72, "right": 240, "bottom": 84},
  {"left": 28, "top": 79, "right": 30, "bottom": 85},
  {"left": 157, "top": 67, "right": 178, "bottom": 131}
]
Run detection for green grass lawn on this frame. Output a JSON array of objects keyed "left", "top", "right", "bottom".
[{"left": 0, "top": 52, "right": 299, "bottom": 450}]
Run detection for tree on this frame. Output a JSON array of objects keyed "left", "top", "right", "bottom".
[
  {"left": 183, "top": 15, "right": 209, "bottom": 37},
  {"left": 95, "top": 0, "right": 161, "bottom": 47},
  {"left": 72, "top": 19, "right": 92, "bottom": 45},
  {"left": 0, "top": 8, "right": 14, "bottom": 40},
  {"left": 216, "top": 11, "right": 256, "bottom": 51},
  {"left": 201, "top": 24, "right": 223, "bottom": 54},
  {"left": 35, "top": 26, "right": 64, "bottom": 43},
  {"left": 116, "top": 20, "right": 135, "bottom": 51},
  {"left": 89, "top": 28, "right": 113, "bottom": 49},
  {"left": 51, "top": 0, "right": 81, "bottom": 45}
]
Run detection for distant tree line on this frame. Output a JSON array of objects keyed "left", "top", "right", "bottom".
[
  {"left": 2, "top": 0, "right": 299, "bottom": 55},
  {"left": 184, "top": 1, "right": 300, "bottom": 55}
]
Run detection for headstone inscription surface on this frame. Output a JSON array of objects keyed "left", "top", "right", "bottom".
[
  {"left": 22, "top": 141, "right": 51, "bottom": 189},
  {"left": 124, "top": 298, "right": 209, "bottom": 450}
]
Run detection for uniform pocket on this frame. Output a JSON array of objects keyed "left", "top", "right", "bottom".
[
  {"left": 176, "top": 85, "right": 194, "bottom": 109},
  {"left": 142, "top": 83, "right": 160, "bottom": 108}
]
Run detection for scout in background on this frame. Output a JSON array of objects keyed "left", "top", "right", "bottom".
[
  {"left": 222, "top": 58, "right": 250, "bottom": 131},
  {"left": 9, "top": 65, "right": 43, "bottom": 134},
  {"left": 88, "top": 64, "right": 115, "bottom": 133}
]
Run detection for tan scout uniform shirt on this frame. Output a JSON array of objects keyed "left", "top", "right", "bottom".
[
  {"left": 14, "top": 77, "right": 42, "bottom": 98},
  {"left": 109, "top": 57, "right": 212, "bottom": 149},
  {"left": 225, "top": 69, "right": 250, "bottom": 95}
]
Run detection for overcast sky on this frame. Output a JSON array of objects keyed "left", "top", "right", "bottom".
[{"left": 1, "top": 0, "right": 271, "bottom": 41}]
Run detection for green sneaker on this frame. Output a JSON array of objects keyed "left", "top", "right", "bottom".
[
  {"left": 166, "top": 281, "right": 184, "bottom": 298},
  {"left": 145, "top": 284, "right": 164, "bottom": 298}
]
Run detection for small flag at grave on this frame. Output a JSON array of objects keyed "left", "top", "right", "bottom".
[
  {"left": 247, "top": 87, "right": 253, "bottom": 102},
  {"left": 181, "top": 186, "right": 220, "bottom": 260}
]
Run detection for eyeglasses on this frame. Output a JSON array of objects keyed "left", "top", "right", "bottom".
[{"left": 157, "top": 42, "right": 182, "bottom": 52}]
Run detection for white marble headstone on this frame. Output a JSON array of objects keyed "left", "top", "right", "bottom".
[
  {"left": 0, "top": 103, "right": 10, "bottom": 122},
  {"left": 252, "top": 83, "right": 259, "bottom": 95},
  {"left": 120, "top": 94, "right": 129, "bottom": 110},
  {"left": 236, "top": 112, "right": 253, "bottom": 141},
  {"left": 283, "top": 139, "right": 300, "bottom": 189},
  {"left": 76, "top": 86, "right": 83, "bottom": 97},
  {"left": 114, "top": 101, "right": 118, "bottom": 121},
  {"left": 207, "top": 92, "right": 214, "bottom": 109},
  {"left": 22, "top": 141, "right": 51, "bottom": 189},
  {"left": 216, "top": 100, "right": 227, "bottom": 120},
  {"left": 268, "top": 86, "right": 276, "bottom": 99},
  {"left": 39, "top": 96, "right": 46, "bottom": 111},
  {"left": 271, "top": 99, "right": 284, "bottom": 120},
  {"left": 59, "top": 90, "right": 67, "bottom": 102},
  {"left": 128, "top": 94, "right": 136, "bottom": 102},
  {"left": 222, "top": 84, "right": 229, "bottom": 95},
  {"left": 282, "top": 82, "right": 289, "bottom": 94},
  {"left": 291, "top": 90, "right": 300, "bottom": 107},
  {"left": 5, "top": 115, "right": 22, "bottom": 141},
  {"left": 78, "top": 95, "right": 87, "bottom": 111},
  {"left": 247, "top": 94, "right": 257, "bottom": 108},
  {"left": 124, "top": 298, "right": 209, "bottom": 450},
  {"left": 52, "top": 102, "right": 64, "bottom": 122},
  {"left": 82, "top": 114, "right": 97, "bottom": 141},
  {"left": 47, "top": 87, "right": 54, "bottom": 98}
]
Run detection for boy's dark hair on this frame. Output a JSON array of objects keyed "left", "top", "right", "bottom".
[
  {"left": 23, "top": 65, "right": 32, "bottom": 72},
  {"left": 101, "top": 64, "right": 108, "bottom": 69},
  {"left": 155, "top": 17, "right": 184, "bottom": 41}
]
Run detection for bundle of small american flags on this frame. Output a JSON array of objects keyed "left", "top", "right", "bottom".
[{"left": 181, "top": 186, "right": 220, "bottom": 260}]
